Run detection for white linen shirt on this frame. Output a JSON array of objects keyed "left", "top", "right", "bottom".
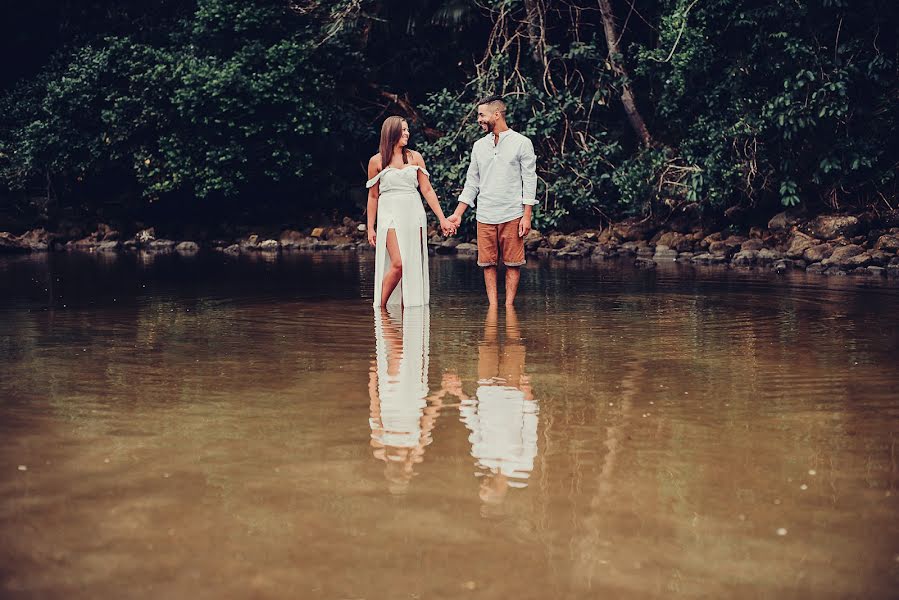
[{"left": 458, "top": 129, "right": 537, "bottom": 225}]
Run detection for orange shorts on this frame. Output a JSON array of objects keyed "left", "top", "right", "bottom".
[{"left": 477, "top": 218, "right": 525, "bottom": 267}]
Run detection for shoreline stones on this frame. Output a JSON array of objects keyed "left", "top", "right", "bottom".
[
  {"left": 801, "top": 215, "right": 860, "bottom": 240},
  {"left": 2, "top": 212, "right": 897, "bottom": 281},
  {"left": 175, "top": 241, "right": 199, "bottom": 254}
]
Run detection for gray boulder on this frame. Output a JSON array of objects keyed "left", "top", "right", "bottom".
[
  {"left": 773, "top": 259, "right": 795, "bottom": 273},
  {"left": 148, "top": 239, "right": 176, "bottom": 252},
  {"left": 135, "top": 228, "right": 156, "bottom": 245},
  {"left": 456, "top": 242, "right": 478, "bottom": 256},
  {"left": 547, "top": 233, "right": 572, "bottom": 249},
  {"left": 731, "top": 250, "right": 758, "bottom": 266},
  {"left": 740, "top": 238, "right": 765, "bottom": 252},
  {"left": 279, "top": 230, "right": 305, "bottom": 249},
  {"left": 97, "top": 240, "right": 121, "bottom": 252},
  {"left": 692, "top": 252, "right": 728, "bottom": 264},
  {"left": 756, "top": 248, "right": 782, "bottom": 264},
  {"left": 786, "top": 236, "right": 815, "bottom": 258},
  {"left": 612, "top": 219, "right": 655, "bottom": 241},
  {"left": 0, "top": 232, "right": 23, "bottom": 252},
  {"left": 802, "top": 215, "right": 860, "bottom": 240},
  {"left": 71, "top": 236, "right": 101, "bottom": 250},
  {"left": 843, "top": 252, "right": 873, "bottom": 269},
  {"left": 806, "top": 263, "right": 826, "bottom": 274},
  {"left": 653, "top": 245, "right": 678, "bottom": 261},
  {"left": 524, "top": 230, "right": 545, "bottom": 251},
  {"left": 176, "top": 241, "right": 200, "bottom": 254},
  {"left": 724, "top": 235, "right": 747, "bottom": 249},
  {"left": 556, "top": 240, "right": 593, "bottom": 259},
  {"left": 708, "top": 240, "right": 730, "bottom": 256},
  {"left": 18, "top": 229, "right": 51, "bottom": 251},
  {"left": 619, "top": 242, "right": 639, "bottom": 255},
  {"left": 768, "top": 211, "right": 801, "bottom": 231},
  {"left": 868, "top": 250, "right": 889, "bottom": 266},
  {"left": 435, "top": 238, "right": 460, "bottom": 255},
  {"left": 239, "top": 234, "right": 260, "bottom": 251},
  {"left": 821, "top": 244, "right": 864, "bottom": 267},
  {"left": 873, "top": 234, "right": 899, "bottom": 253},
  {"left": 656, "top": 232, "right": 693, "bottom": 252},
  {"left": 803, "top": 244, "right": 833, "bottom": 263}
]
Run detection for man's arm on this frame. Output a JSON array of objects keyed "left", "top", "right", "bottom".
[
  {"left": 519, "top": 138, "right": 537, "bottom": 237},
  {"left": 519, "top": 204, "right": 533, "bottom": 237},
  {"left": 450, "top": 148, "right": 479, "bottom": 225}
]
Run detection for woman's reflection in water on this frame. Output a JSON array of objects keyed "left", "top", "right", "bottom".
[
  {"left": 368, "top": 306, "right": 442, "bottom": 495},
  {"left": 460, "top": 306, "right": 538, "bottom": 517}
]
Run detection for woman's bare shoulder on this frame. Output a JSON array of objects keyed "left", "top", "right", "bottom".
[
  {"left": 409, "top": 150, "right": 426, "bottom": 166},
  {"left": 369, "top": 153, "right": 383, "bottom": 169}
]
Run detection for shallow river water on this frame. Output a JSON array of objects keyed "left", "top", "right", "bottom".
[{"left": 1, "top": 251, "right": 897, "bottom": 599}]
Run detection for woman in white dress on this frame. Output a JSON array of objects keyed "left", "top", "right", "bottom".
[
  {"left": 366, "top": 116, "right": 455, "bottom": 308},
  {"left": 368, "top": 306, "right": 441, "bottom": 495}
]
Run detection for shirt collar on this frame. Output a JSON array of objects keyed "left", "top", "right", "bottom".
[{"left": 487, "top": 128, "right": 515, "bottom": 146}]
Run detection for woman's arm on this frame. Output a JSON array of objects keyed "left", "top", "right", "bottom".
[
  {"left": 412, "top": 152, "right": 455, "bottom": 235},
  {"left": 366, "top": 155, "right": 381, "bottom": 246}
]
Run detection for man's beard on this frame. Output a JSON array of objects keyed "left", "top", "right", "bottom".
[{"left": 481, "top": 120, "right": 494, "bottom": 133}]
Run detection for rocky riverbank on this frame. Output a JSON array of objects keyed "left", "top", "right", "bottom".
[{"left": 2, "top": 211, "right": 898, "bottom": 279}]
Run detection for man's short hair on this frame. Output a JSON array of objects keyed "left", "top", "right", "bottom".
[{"left": 477, "top": 95, "right": 506, "bottom": 115}]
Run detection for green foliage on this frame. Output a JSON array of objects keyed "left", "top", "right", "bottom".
[
  {"left": 420, "top": 0, "right": 896, "bottom": 231},
  {"left": 419, "top": 84, "right": 627, "bottom": 231},
  {"left": 0, "top": 0, "right": 361, "bottom": 206},
  {"left": 418, "top": 22, "right": 628, "bottom": 231},
  {"left": 1, "top": 0, "right": 896, "bottom": 228},
  {"left": 633, "top": 0, "right": 898, "bottom": 209}
]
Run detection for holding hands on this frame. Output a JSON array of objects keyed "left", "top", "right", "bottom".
[
  {"left": 440, "top": 213, "right": 463, "bottom": 237},
  {"left": 440, "top": 217, "right": 457, "bottom": 237}
]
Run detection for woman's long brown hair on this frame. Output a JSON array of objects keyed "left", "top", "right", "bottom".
[{"left": 378, "top": 116, "right": 408, "bottom": 171}]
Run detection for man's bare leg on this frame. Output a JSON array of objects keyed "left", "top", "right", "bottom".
[
  {"left": 504, "top": 266, "right": 521, "bottom": 306},
  {"left": 483, "top": 266, "right": 499, "bottom": 306},
  {"left": 485, "top": 304, "right": 499, "bottom": 345}
]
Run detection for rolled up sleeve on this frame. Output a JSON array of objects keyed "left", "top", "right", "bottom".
[
  {"left": 520, "top": 138, "right": 537, "bottom": 205},
  {"left": 458, "top": 149, "right": 479, "bottom": 207}
]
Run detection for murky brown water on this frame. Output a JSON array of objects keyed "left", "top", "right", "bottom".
[{"left": 1, "top": 251, "right": 898, "bottom": 599}]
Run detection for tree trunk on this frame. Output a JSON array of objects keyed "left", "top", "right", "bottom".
[
  {"left": 524, "top": 0, "right": 544, "bottom": 64},
  {"left": 597, "top": 0, "right": 654, "bottom": 147}
]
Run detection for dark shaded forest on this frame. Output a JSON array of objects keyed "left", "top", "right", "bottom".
[{"left": 1, "top": 0, "right": 896, "bottom": 236}]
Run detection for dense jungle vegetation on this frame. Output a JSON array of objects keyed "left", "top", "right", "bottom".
[{"left": 1, "top": 0, "right": 896, "bottom": 233}]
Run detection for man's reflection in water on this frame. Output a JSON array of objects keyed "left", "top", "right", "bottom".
[
  {"left": 368, "top": 306, "right": 442, "bottom": 495},
  {"left": 460, "top": 306, "right": 538, "bottom": 516}
]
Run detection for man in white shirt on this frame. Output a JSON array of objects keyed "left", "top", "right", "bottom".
[
  {"left": 459, "top": 306, "right": 538, "bottom": 515},
  {"left": 447, "top": 96, "right": 538, "bottom": 306}
]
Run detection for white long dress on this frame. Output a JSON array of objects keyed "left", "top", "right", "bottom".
[
  {"left": 366, "top": 166, "right": 431, "bottom": 307},
  {"left": 369, "top": 306, "right": 431, "bottom": 449}
]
